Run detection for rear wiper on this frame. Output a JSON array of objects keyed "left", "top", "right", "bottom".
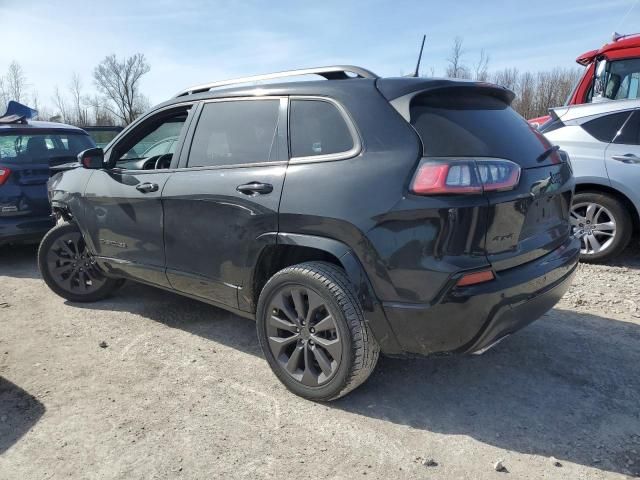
[{"left": 536, "top": 145, "right": 560, "bottom": 163}]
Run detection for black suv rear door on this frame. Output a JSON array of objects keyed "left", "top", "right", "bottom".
[{"left": 162, "top": 97, "right": 288, "bottom": 310}]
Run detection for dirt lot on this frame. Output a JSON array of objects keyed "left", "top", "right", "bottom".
[{"left": 1, "top": 244, "right": 639, "bottom": 479}]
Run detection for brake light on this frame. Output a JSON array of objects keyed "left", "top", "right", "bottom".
[
  {"left": 410, "top": 158, "right": 520, "bottom": 195},
  {"left": 0, "top": 167, "right": 11, "bottom": 186},
  {"left": 456, "top": 269, "right": 495, "bottom": 287}
]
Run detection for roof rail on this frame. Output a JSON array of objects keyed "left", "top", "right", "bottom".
[{"left": 174, "top": 65, "right": 378, "bottom": 98}]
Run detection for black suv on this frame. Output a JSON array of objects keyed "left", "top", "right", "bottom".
[{"left": 39, "top": 66, "right": 580, "bottom": 400}]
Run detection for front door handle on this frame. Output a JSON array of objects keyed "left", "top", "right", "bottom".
[
  {"left": 236, "top": 182, "right": 273, "bottom": 195},
  {"left": 136, "top": 182, "right": 159, "bottom": 193},
  {"left": 611, "top": 153, "right": 640, "bottom": 164}
]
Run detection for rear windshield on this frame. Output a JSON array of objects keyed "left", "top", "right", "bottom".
[
  {"left": 0, "top": 132, "right": 95, "bottom": 164},
  {"left": 410, "top": 92, "right": 553, "bottom": 167}
]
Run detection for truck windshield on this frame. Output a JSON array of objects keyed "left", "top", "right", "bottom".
[{"left": 592, "top": 58, "right": 640, "bottom": 101}]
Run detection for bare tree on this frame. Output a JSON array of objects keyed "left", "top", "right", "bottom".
[
  {"left": 69, "top": 72, "right": 87, "bottom": 126},
  {"left": 0, "top": 77, "right": 7, "bottom": 112},
  {"left": 84, "top": 94, "right": 116, "bottom": 126},
  {"left": 52, "top": 86, "right": 69, "bottom": 123},
  {"left": 5, "top": 61, "right": 28, "bottom": 103},
  {"left": 446, "top": 37, "right": 469, "bottom": 79},
  {"left": 492, "top": 67, "right": 520, "bottom": 92},
  {"left": 474, "top": 49, "right": 490, "bottom": 81},
  {"left": 93, "top": 53, "right": 150, "bottom": 125}
]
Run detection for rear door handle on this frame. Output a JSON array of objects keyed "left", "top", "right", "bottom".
[
  {"left": 611, "top": 153, "right": 640, "bottom": 164},
  {"left": 236, "top": 182, "right": 273, "bottom": 195},
  {"left": 136, "top": 182, "right": 159, "bottom": 193}
]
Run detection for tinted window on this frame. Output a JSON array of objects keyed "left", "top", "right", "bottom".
[
  {"left": 290, "top": 100, "right": 354, "bottom": 158},
  {"left": 582, "top": 111, "right": 632, "bottom": 143},
  {"left": 613, "top": 110, "right": 640, "bottom": 145},
  {"left": 188, "top": 100, "right": 280, "bottom": 167},
  {"left": 0, "top": 132, "right": 94, "bottom": 164},
  {"left": 410, "top": 92, "right": 554, "bottom": 167},
  {"left": 603, "top": 59, "right": 640, "bottom": 100}
]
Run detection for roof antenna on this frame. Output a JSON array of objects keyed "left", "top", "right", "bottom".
[{"left": 412, "top": 35, "right": 426, "bottom": 77}]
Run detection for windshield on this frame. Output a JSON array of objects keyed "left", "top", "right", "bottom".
[
  {"left": 592, "top": 58, "right": 640, "bottom": 102},
  {"left": 0, "top": 132, "right": 95, "bottom": 164}
]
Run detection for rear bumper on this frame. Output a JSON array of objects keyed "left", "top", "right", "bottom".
[
  {"left": 381, "top": 236, "right": 580, "bottom": 356},
  {"left": 0, "top": 215, "right": 54, "bottom": 246}
]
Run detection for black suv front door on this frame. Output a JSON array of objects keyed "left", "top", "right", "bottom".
[
  {"left": 82, "top": 104, "right": 195, "bottom": 287},
  {"left": 162, "top": 98, "right": 288, "bottom": 309}
]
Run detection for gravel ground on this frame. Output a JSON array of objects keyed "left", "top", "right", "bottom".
[{"left": 1, "top": 243, "right": 639, "bottom": 479}]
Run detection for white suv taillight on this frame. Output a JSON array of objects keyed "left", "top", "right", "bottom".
[
  {"left": 0, "top": 167, "right": 11, "bottom": 186},
  {"left": 410, "top": 158, "right": 520, "bottom": 195}
]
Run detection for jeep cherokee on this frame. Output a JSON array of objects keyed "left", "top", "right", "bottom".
[{"left": 38, "top": 66, "right": 580, "bottom": 400}]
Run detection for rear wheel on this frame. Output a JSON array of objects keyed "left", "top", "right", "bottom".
[
  {"left": 571, "top": 191, "right": 632, "bottom": 263},
  {"left": 256, "top": 261, "right": 379, "bottom": 401},
  {"left": 38, "top": 222, "right": 124, "bottom": 302}
]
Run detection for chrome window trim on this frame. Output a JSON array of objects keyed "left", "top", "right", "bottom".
[{"left": 288, "top": 96, "right": 362, "bottom": 164}]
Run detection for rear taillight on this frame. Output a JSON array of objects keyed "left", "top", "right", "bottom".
[
  {"left": 410, "top": 158, "right": 520, "bottom": 195},
  {"left": 0, "top": 167, "right": 11, "bottom": 185}
]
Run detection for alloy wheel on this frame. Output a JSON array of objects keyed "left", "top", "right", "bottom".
[
  {"left": 570, "top": 201, "right": 616, "bottom": 255},
  {"left": 266, "top": 286, "right": 342, "bottom": 387},
  {"left": 46, "top": 231, "right": 107, "bottom": 293}
]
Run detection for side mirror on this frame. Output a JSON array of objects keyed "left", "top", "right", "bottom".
[{"left": 78, "top": 148, "right": 105, "bottom": 169}]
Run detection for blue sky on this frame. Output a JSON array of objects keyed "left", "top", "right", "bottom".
[{"left": 0, "top": 0, "right": 639, "bottom": 107}]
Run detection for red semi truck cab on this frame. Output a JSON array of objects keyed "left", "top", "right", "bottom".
[{"left": 530, "top": 32, "right": 640, "bottom": 127}]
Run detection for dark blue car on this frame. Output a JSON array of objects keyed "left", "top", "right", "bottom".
[{"left": 0, "top": 111, "right": 95, "bottom": 246}]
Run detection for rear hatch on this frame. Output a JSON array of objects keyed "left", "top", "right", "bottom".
[
  {"left": 407, "top": 87, "right": 573, "bottom": 271},
  {"left": 0, "top": 130, "right": 93, "bottom": 218}
]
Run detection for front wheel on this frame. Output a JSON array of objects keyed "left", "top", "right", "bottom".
[
  {"left": 38, "top": 223, "right": 124, "bottom": 302},
  {"left": 256, "top": 261, "right": 379, "bottom": 401}
]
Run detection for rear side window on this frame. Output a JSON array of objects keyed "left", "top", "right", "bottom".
[
  {"left": 410, "top": 92, "right": 552, "bottom": 167},
  {"left": 289, "top": 100, "right": 354, "bottom": 158},
  {"left": 582, "top": 111, "right": 633, "bottom": 143},
  {"left": 188, "top": 100, "right": 280, "bottom": 168},
  {"left": 0, "top": 132, "right": 94, "bottom": 163},
  {"left": 613, "top": 110, "right": 640, "bottom": 145}
]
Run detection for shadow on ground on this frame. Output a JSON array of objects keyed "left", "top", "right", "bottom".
[
  {"left": 72, "top": 281, "right": 640, "bottom": 476},
  {"left": 0, "top": 244, "right": 40, "bottom": 279},
  {"left": 0, "top": 377, "right": 46, "bottom": 454}
]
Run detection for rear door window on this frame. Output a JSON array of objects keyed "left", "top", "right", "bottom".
[
  {"left": 410, "top": 92, "right": 552, "bottom": 167},
  {"left": 289, "top": 99, "right": 355, "bottom": 158},
  {"left": 582, "top": 111, "right": 633, "bottom": 143},
  {"left": 188, "top": 100, "right": 280, "bottom": 168}
]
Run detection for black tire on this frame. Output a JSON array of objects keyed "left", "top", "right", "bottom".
[
  {"left": 256, "top": 261, "right": 379, "bottom": 401},
  {"left": 38, "top": 222, "right": 124, "bottom": 302},
  {"left": 572, "top": 191, "right": 632, "bottom": 263}
]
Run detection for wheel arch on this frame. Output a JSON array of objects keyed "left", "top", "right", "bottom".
[{"left": 248, "top": 232, "right": 403, "bottom": 354}]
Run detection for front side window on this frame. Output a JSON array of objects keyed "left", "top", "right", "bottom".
[
  {"left": 116, "top": 110, "right": 189, "bottom": 164},
  {"left": 188, "top": 100, "right": 280, "bottom": 168},
  {"left": 613, "top": 110, "right": 640, "bottom": 145},
  {"left": 0, "top": 132, "right": 94, "bottom": 164},
  {"left": 289, "top": 99, "right": 354, "bottom": 158}
]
